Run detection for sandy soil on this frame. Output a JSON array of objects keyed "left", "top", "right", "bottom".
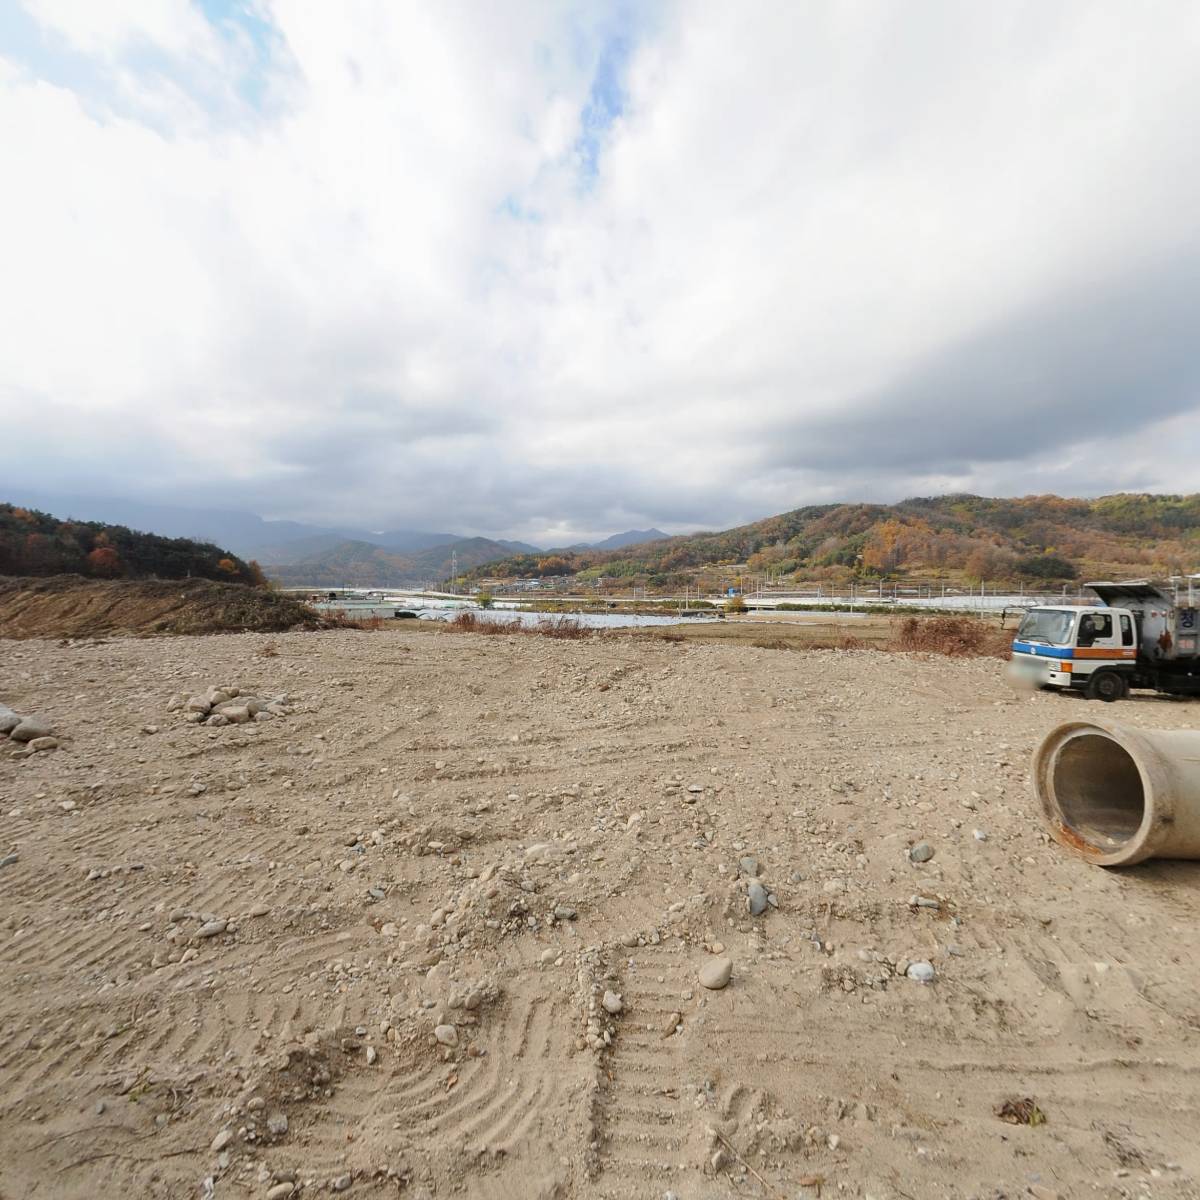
[{"left": 2, "top": 628, "right": 1199, "bottom": 1200}]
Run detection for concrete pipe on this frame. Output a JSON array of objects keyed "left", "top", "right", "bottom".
[{"left": 1034, "top": 718, "right": 1200, "bottom": 866}]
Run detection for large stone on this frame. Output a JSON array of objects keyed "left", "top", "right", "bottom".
[
  {"left": 699, "top": 956, "right": 733, "bottom": 990},
  {"left": 10, "top": 715, "right": 52, "bottom": 743},
  {"left": 747, "top": 879, "right": 769, "bottom": 916},
  {"left": 0, "top": 708, "right": 21, "bottom": 735},
  {"left": 218, "top": 705, "right": 252, "bottom": 724}
]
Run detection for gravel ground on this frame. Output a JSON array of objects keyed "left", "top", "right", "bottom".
[{"left": 2, "top": 628, "right": 1199, "bottom": 1199}]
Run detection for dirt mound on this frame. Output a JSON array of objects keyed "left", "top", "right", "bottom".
[{"left": 0, "top": 575, "right": 321, "bottom": 638}]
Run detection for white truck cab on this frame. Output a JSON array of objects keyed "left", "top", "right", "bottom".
[
  {"left": 1011, "top": 577, "right": 1200, "bottom": 701},
  {"left": 1010, "top": 604, "right": 1138, "bottom": 701}
]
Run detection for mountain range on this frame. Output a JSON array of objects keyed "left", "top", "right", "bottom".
[
  {"left": 569, "top": 528, "right": 668, "bottom": 551},
  {"left": 464, "top": 493, "right": 1200, "bottom": 586},
  {"left": 2, "top": 492, "right": 669, "bottom": 585}
]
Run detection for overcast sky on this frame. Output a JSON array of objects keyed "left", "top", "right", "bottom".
[{"left": 2, "top": 2, "right": 1199, "bottom": 544}]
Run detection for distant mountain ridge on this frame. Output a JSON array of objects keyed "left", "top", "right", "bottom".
[
  {"left": 0, "top": 502, "right": 263, "bottom": 585},
  {"left": 265, "top": 536, "right": 536, "bottom": 587},
  {"left": 583, "top": 528, "right": 669, "bottom": 551},
  {"left": 3, "top": 492, "right": 683, "bottom": 584},
  {"left": 465, "top": 493, "right": 1200, "bottom": 586},
  {"left": 3, "top": 491, "right": 468, "bottom": 563}
]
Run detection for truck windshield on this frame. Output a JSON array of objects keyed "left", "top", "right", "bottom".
[{"left": 1016, "top": 609, "right": 1075, "bottom": 646}]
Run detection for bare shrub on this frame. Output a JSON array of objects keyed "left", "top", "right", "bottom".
[
  {"left": 447, "top": 611, "right": 488, "bottom": 634},
  {"left": 532, "top": 615, "right": 591, "bottom": 640},
  {"left": 443, "top": 611, "right": 592, "bottom": 640},
  {"left": 752, "top": 636, "right": 868, "bottom": 652},
  {"left": 259, "top": 641, "right": 279, "bottom": 657},
  {"left": 892, "top": 616, "right": 1010, "bottom": 658},
  {"left": 323, "top": 609, "right": 385, "bottom": 631}
]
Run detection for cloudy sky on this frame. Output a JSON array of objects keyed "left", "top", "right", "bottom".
[{"left": 2, "top": 2, "right": 1199, "bottom": 544}]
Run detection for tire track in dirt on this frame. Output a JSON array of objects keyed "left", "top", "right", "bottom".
[{"left": 593, "top": 944, "right": 695, "bottom": 1197}]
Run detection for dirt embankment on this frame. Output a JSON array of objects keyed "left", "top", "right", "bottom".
[{"left": 0, "top": 575, "right": 322, "bottom": 638}]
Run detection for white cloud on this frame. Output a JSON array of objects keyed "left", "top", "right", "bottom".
[
  {"left": 2, "top": 0, "right": 1199, "bottom": 543},
  {"left": 23, "top": 0, "right": 217, "bottom": 58}
]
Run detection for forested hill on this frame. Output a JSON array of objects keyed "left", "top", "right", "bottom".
[
  {"left": 466, "top": 494, "right": 1200, "bottom": 586},
  {"left": 0, "top": 503, "right": 266, "bottom": 586}
]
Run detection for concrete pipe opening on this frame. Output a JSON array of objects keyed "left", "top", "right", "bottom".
[
  {"left": 1035, "top": 719, "right": 1200, "bottom": 866},
  {"left": 1050, "top": 733, "right": 1145, "bottom": 852}
]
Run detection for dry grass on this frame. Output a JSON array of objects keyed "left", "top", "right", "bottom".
[
  {"left": 258, "top": 641, "right": 279, "bottom": 657},
  {"left": 443, "top": 611, "right": 593, "bottom": 640},
  {"left": 322, "top": 610, "right": 386, "bottom": 631},
  {"left": 892, "top": 615, "right": 1011, "bottom": 658},
  {"left": 631, "top": 612, "right": 1010, "bottom": 659},
  {"left": 751, "top": 635, "right": 867, "bottom": 651}
]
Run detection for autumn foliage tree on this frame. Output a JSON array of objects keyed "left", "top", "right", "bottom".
[
  {"left": 86, "top": 546, "right": 122, "bottom": 576},
  {"left": 0, "top": 503, "right": 265, "bottom": 586}
]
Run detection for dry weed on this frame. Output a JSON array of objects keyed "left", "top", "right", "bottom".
[
  {"left": 444, "top": 611, "right": 592, "bottom": 640},
  {"left": 892, "top": 616, "right": 1010, "bottom": 658}
]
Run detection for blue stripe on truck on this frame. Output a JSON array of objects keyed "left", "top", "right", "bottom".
[{"left": 1011, "top": 641, "right": 1073, "bottom": 659}]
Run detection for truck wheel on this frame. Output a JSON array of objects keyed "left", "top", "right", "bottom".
[{"left": 1087, "top": 671, "right": 1128, "bottom": 702}]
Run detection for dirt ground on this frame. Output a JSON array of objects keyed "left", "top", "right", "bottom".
[
  {"left": 0, "top": 576, "right": 320, "bottom": 639},
  {"left": 2, "top": 627, "right": 1199, "bottom": 1200}
]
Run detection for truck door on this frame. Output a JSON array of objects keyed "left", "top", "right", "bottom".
[{"left": 1076, "top": 611, "right": 1118, "bottom": 653}]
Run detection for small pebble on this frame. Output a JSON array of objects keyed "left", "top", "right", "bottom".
[
  {"left": 906, "top": 961, "right": 936, "bottom": 983},
  {"left": 602, "top": 990, "right": 623, "bottom": 1015},
  {"left": 909, "top": 842, "right": 934, "bottom": 863},
  {"left": 434, "top": 1024, "right": 458, "bottom": 1047}
]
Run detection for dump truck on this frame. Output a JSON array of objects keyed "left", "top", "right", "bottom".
[{"left": 1009, "top": 576, "right": 1200, "bottom": 701}]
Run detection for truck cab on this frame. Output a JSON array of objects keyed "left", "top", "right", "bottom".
[{"left": 1010, "top": 604, "right": 1137, "bottom": 701}]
